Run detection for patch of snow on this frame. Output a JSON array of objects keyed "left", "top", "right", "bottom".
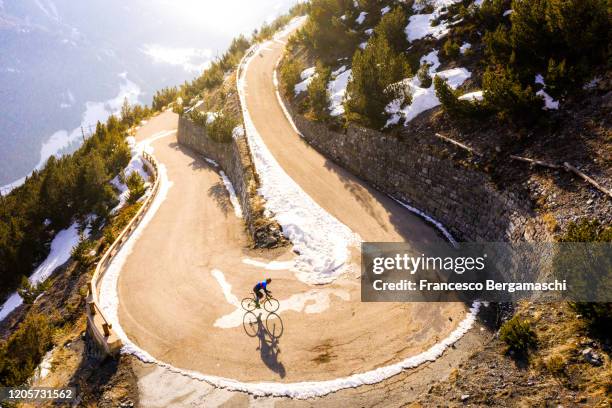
[
  {"left": 359, "top": 41, "right": 367, "bottom": 49},
  {"left": 110, "top": 135, "right": 155, "bottom": 212},
  {"left": 356, "top": 11, "right": 367, "bottom": 24},
  {"left": 534, "top": 74, "right": 560, "bottom": 110},
  {"left": 460, "top": 42, "right": 471, "bottom": 54},
  {"left": 536, "top": 90, "right": 559, "bottom": 110},
  {"left": 405, "top": 0, "right": 463, "bottom": 42},
  {"left": 294, "top": 67, "right": 316, "bottom": 95},
  {"left": 420, "top": 50, "right": 441, "bottom": 73},
  {"left": 242, "top": 258, "right": 295, "bottom": 270},
  {"left": 328, "top": 69, "right": 352, "bottom": 117},
  {"left": 392, "top": 197, "right": 457, "bottom": 247},
  {"left": 386, "top": 50, "right": 471, "bottom": 125},
  {"left": 458, "top": 90, "right": 483, "bottom": 101},
  {"left": 365, "top": 28, "right": 374, "bottom": 36},
  {"left": 204, "top": 157, "right": 219, "bottom": 167},
  {"left": 503, "top": 9, "right": 513, "bottom": 16},
  {"left": 0, "top": 222, "right": 82, "bottom": 322},
  {"left": 331, "top": 65, "right": 347, "bottom": 77},
  {"left": 583, "top": 77, "right": 600, "bottom": 90},
  {"left": 214, "top": 287, "right": 350, "bottom": 329},
  {"left": 32, "top": 349, "right": 54, "bottom": 381},
  {"left": 232, "top": 125, "right": 245, "bottom": 139},
  {"left": 219, "top": 170, "right": 243, "bottom": 218},
  {"left": 211, "top": 269, "right": 240, "bottom": 307},
  {"left": 381, "top": 6, "right": 391, "bottom": 15}
]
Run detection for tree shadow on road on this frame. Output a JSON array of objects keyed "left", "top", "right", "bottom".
[
  {"left": 242, "top": 311, "right": 286, "bottom": 378},
  {"left": 208, "top": 182, "right": 231, "bottom": 215}
]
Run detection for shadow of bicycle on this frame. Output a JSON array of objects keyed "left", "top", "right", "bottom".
[{"left": 242, "top": 311, "right": 286, "bottom": 378}]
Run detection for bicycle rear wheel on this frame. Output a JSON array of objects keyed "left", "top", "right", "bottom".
[
  {"left": 263, "top": 297, "right": 279, "bottom": 313},
  {"left": 241, "top": 297, "right": 257, "bottom": 311}
]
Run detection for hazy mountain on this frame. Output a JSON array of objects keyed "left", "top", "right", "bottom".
[{"left": 0, "top": 0, "right": 298, "bottom": 187}]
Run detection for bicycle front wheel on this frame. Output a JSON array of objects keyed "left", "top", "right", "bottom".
[
  {"left": 241, "top": 297, "right": 257, "bottom": 311},
  {"left": 263, "top": 297, "right": 279, "bottom": 312}
]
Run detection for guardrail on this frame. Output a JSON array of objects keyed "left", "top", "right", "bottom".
[{"left": 86, "top": 151, "right": 160, "bottom": 356}]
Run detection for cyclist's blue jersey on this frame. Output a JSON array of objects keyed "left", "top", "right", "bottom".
[{"left": 254, "top": 281, "right": 267, "bottom": 291}]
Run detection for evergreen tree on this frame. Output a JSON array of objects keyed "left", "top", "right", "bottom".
[
  {"left": 307, "top": 63, "right": 331, "bottom": 121},
  {"left": 374, "top": 6, "right": 409, "bottom": 54},
  {"left": 482, "top": 65, "right": 542, "bottom": 121},
  {"left": 345, "top": 34, "right": 411, "bottom": 128}
]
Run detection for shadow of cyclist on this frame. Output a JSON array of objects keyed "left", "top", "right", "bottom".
[{"left": 243, "top": 311, "right": 286, "bottom": 378}]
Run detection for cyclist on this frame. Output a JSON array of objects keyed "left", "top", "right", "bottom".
[{"left": 253, "top": 278, "right": 272, "bottom": 309}]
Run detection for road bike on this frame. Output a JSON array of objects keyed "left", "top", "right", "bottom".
[{"left": 241, "top": 292, "right": 279, "bottom": 313}]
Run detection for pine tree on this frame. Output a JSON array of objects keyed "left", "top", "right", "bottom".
[
  {"left": 374, "top": 6, "right": 409, "bottom": 54},
  {"left": 345, "top": 34, "right": 411, "bottom": 128},
  {"left": 307, "top": 63, "right": 331, "bottom": 121}
]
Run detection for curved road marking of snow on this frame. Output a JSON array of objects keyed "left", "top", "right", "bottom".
[
  {"left": 211, "top": 268, "right": 350, "bottom": 329},
  {"left": 242, "top": 258, "right": 295, "bottom": 271}
]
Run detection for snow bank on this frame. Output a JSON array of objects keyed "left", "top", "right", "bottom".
[
  {"left": 0, "top": 222, "right": 82, "bottom": 321},
  {"left": 328, "top": 69, "right": 352, "bottom": 117},
  {"left": 241, "top": 42, "right": 361, "bottom": 284},
  {"left": 386, "top": 50, "right": 471, "bottom": 125},
  {"left": 458, "top": 90, "right": 483, "bottom": 101},
  {"left": 381, "top": 6, "right": 391, "bottom": 15},
  {"left": 460, "top": 42, "right": 471, "bottom": 54},
  {"left": 219, "top": 170, "right": 243, "bottom": 218}
]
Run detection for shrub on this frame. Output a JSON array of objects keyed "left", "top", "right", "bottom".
[
  {"left": 126, "top": 172, "right": 146, "bottom": 204},
  {"left": 417, "top": 63, "right": 433, "bottom": 88},
  {"left": 345, "top": 34, "right": 411, "bottom": 128},
  {"left": 557, "top": 219, "right": 612, "bottom": 328},
  {"left": 484, "top": 0, "right": 611, "bottom": 96},
  {"left": 443, "top": 39, "right": 461, "bottom": 58},
  {"left": 17, "top": 276, "right": 40, "bottom": 304},
  {"left": 434, "top": 76, "right": 480, "bottom": 119},
  {"left": 499, "top": 316, "right": 537, "bottom": 355},
  {"left": 302, "top": 0, "right": 359, "bottom": 61},
  {"left": 71, "top": 233, "right": 95, "bottom": 266},
  {"left": 188, "top": 109, "right": 209, "bottom": 128},
  {"left": 206, "top": 114, "right": 239, "bottom": 143},
  {"left": 0, "top": 313, "right": 53, "bottom": 386},
  {"left": 152, "top": 86, "right": 179, "bottom": 111},
  {"left": 307, "top": 63, "right": 331, "bottom": 121},
  {"left": 279, "top": 59, "right": 303, "bottom": 97}
]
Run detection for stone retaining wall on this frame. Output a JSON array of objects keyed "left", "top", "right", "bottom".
[
  {"left": 177, "top": 115, "right": 285, "bottom": 247},
  {"left": 282, "top": 97, "right": 550, "bottom": 243}
]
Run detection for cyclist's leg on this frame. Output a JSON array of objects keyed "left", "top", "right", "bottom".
[{"left": 254, "top": 288, "right": 263, "bottom": 308}]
